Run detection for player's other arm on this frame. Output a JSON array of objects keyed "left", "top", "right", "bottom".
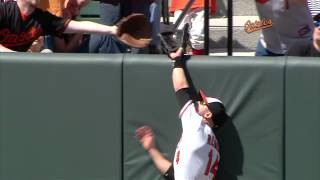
[
  {"left": 0, "top": 44, "right": 16, "bottom": 52},
  {"left": 136, "top": 126, "right": 173, "bottom": 178},
  {"left": 64, "top": 20, "right": 118, "bottom": 36},
  {"left": 148, "top": 147, "right": 173, "bottom": 176}
]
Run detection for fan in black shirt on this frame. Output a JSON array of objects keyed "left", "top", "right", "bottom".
[{"left": 0, "top": 0, "right": 118, "bottom": 52}]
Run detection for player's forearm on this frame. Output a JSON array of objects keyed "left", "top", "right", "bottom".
[
  {"left": 172, "top": 66, "right": 189, "bottom": 92},
  {"left": 148, "top": 148, "right": 173, "bottom": 175},
  {"left": 0, "top": 44, "right": 15, "bottom": 52},
  {"left": 64, "top": 20, "right": 118, "bottom": 35}
]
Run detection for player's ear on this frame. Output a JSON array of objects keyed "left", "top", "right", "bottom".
[{"left": 204, "top": 111, "right": 212, "bottom": 119}]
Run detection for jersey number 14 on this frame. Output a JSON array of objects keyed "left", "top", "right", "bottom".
[{"left": 204, "top": 149, "right": 219, "bottom": 177}]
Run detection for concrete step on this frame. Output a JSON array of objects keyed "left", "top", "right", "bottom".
[
  {"left": 209, "top": 25, "right": 260, "bottom": 52},
  {"left": 166, "top": 16, "right": 260, "bottom": 27},
  {"left": 167, "top": 0, "right": 259, "bottom": 16}
]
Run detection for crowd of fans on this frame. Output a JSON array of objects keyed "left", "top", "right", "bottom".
[{"left": 0, "top": 0, "right": 319, "bottom": 56}]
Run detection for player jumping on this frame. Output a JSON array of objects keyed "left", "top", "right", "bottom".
[
  {"left": 171, "top": 50, "right": 227, "bottom": 180},
  {"left": 137, "top": 24, "right": 228, "bottom": 179}
]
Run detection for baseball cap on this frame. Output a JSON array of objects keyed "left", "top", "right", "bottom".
[{"left": 199, "top": 89, "right": 228, "bottom": 128}]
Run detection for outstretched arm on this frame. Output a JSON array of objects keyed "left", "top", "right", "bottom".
[
  {"left": 171, "top": 49, "right": 200, "bottom": 110},
  {"left": 64, "top": 20, "right": 118, "bottom": 35},
  {"left": 170, "top": 23, "right": 191, "bottom": 93},
  {"left": 136, "top": 126, "right": 172, "bottom": 175},
  {"left": 172, "top": 51, "right": 189, "bottom": 93}
]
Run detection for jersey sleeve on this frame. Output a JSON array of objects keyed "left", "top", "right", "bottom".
[
  {"left": 179, "top": 102, "right": 203, "bottom": 134},
  {"left": 38, "top": 10, "right": 71, "bottom": 36},
  {"left": 175, "top": 88, "right": 195, "bottom": 109}
]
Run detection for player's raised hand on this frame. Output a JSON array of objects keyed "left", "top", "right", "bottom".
[
  {"left": 169, "top": 47, "right": 184, "bottom": 60},
  {"left": 135, "top": 126, "right": 156, "bottom": 151},
  {"left": 161, "top": 23, "right": 189, "bottom": 60}
]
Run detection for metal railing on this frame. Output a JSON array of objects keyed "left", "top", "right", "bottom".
[{"left": 161, "top": 0, "right": 233, "bottom": 56}]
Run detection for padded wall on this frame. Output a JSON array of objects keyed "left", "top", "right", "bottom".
[
  {"left": 123, "top": 55, "right": 285, "bottom": 180},
  {"left": 122, "top": 55, "right": 180, "bottom": 180},
  {"left": 2, "top": 53, "right": 319, "bottom": 180},
  {"left": 285, "top": 58, "right": 320, "bottom": 180},
  {"left": 0, "top": 53, "right": 123, "bottom": 180}
]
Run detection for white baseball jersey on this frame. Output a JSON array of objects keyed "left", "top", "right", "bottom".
[{"left": 174, "top": 100, "right": 220, "bottom": 180}]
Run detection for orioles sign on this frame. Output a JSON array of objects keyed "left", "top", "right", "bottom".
[{"left": 244, "top": 19, "right": 273, "bottom": 34}]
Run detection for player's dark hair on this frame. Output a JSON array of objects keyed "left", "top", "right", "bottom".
[{"left": 208, "top": 102, "right": 228, "bottom": 129}]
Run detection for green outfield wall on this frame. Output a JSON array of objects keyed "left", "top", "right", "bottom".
[{"left": 0, "top": 53, "right": 319, "bottom": 180}]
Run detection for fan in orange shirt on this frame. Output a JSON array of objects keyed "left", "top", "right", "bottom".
[
  {"left": 170, "top": 0, "right": 216, "bottom": 14},
  {"left": 36, "top": 0, "right": 85, "bottom": 17},
  {"left": 37, "top": 0, "right": 66, "bottom": 17},
  {"left": 169, "top": 0, "right": 216, "bottom": 55}
]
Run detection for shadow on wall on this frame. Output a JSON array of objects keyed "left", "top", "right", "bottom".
[{"left": 216, "top": 117, "right": 244, "bottom": 180}]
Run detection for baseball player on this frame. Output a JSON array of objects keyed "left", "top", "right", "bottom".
[
  {"left": 135, "top": 28, "right": 188, "bottom": 180},
  {"left": 0, "top": 0, "right": 151, "bottom": 52},
  {"left": 171, "top": 52, "right": 228, "bottom": 179},
  {"left": 136, "top": 31, "right": 228, "bottom": 179}
]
